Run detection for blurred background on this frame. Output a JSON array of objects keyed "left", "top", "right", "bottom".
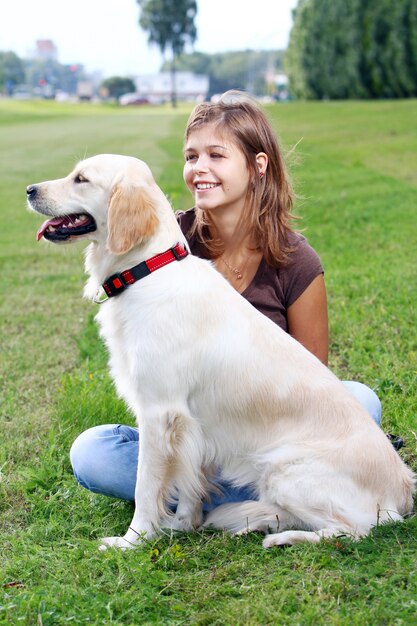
[{"left": 1, "top": 0, "right": 416, "bottom": 106}]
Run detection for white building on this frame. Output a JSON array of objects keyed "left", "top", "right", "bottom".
[{"left": 134, "top": 72, "right": 209, "bottom": 103}]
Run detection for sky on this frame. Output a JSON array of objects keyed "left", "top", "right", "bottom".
[{"left": 1, "top": 0, "right": 298, "bottom": 77}]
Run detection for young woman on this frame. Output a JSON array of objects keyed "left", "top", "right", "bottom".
[{"left": 70, "top": 91, "right": 382, "bottom": 505}]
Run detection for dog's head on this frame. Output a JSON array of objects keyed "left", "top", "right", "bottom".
[{"left": 27, "top": 154, "right": 161, "bottom": 255}]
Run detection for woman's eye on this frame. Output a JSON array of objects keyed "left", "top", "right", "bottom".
[
  {"left": 185, "top": 154, "right": 197, "bottom": 162},
  {"left": 210, "top": 153, "right": 223, "bottom": 159},
  {"left": 74, "top": 174, "right": 88, "bottom": 183}
]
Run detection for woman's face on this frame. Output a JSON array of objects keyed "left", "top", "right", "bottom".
[{"left": 183, "top": 123, "right": 251, "bottom": 216}]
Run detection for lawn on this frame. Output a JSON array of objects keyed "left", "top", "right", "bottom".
[{"left": 1, "top": 97, "right": 416, "bottom": 625}]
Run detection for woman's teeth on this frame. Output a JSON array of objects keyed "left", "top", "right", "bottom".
[{"left": 196, "top": 183, "right": 218, "bottom": 189}]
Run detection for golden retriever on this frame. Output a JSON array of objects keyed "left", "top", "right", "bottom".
[{"left": 27, "top": 154, "right": 415, "bottom": 550}]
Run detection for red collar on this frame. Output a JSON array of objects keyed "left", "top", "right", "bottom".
[{"left": 99, "top": 242, "right": 188, "bottom": 301}]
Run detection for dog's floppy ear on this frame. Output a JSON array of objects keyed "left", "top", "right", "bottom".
[{"left": 107, "top": 181, "right": 159, "bottom": 255}]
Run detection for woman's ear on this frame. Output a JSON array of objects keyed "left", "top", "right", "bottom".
[
  {"left": 107, "top": 182, "right": 159, "bottom": 255},
  {"left": 256, "top": 152, "right": 268, "bottom": 177}
]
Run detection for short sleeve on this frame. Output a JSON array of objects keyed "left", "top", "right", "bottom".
[{"left": 280, "top": 235, "right": 324, "bottom": 307}]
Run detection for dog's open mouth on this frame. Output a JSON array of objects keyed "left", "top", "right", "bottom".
[{"left": 37, "top": 213, "right": 97, "bottom": 242}]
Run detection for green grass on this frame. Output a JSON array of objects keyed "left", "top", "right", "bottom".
[{"left": 1, "top": 98, "right": 417, "bottom": 625}]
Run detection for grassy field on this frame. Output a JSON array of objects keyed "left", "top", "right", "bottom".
[{"left": 1, "top": 97, "right": 416, "bottom": 625}]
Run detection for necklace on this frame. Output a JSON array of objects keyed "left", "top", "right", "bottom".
[{"left": 221, "top": 254, "right": 250, "bottom": 280}]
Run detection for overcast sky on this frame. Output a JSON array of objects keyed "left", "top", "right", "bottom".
[{"left": 1, "top": 0, "right": 298, "bottom": 76}]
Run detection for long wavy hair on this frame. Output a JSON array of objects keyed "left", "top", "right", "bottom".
[{"left": 184, "top": 90, "right": 297, "bottom": 266}]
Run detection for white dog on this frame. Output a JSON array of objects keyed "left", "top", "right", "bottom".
[{"left": 27, "top": 154, "right": 415, "bottom": 550}]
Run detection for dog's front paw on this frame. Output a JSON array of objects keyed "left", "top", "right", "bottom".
[
  {"left": 165, "top": 512, "right": 203, "bottom": 532},
  {"left": 99, "top": 536, "right": 136, "bottom": 551},
  {"left": 99, "top": 526, "right": 148, "bottom": 551}
]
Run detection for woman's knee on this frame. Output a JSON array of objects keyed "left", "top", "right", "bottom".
[
  {"left": 342, "top": 381, "right": 382, "bottom": 426},
  {"left": 70, "top": 424, "right": 139, "bottom": 500},
  {"left": 70, "top": 424, "right": 118, "bottom": 475}
]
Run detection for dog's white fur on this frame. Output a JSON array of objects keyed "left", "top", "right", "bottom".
[{"left": 28, "top": 154, "right": 415, "bottom": 550}]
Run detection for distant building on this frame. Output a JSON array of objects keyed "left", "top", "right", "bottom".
[
  {"left": 35, "top": 40, "right": 58, "bottom": 62},
  {"left": 133, "top": 72, "right": 209, "bottom": 103},
  {"left": 265, "top": 70, "right": 289, "bottom": 100}
]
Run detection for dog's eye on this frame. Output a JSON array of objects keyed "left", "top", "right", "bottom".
[{"left": 74, "top": 174, "right": 89, "bottom": 184}]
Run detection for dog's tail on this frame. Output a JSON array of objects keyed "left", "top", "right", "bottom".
[{"left": 203, "top": 500, "right": 295, "bottom": 535}]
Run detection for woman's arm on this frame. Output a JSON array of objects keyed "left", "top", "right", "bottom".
[{"left": 287, "top": 274, "right": 329, "bottom": 365}]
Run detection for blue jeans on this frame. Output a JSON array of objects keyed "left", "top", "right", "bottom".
[{"left": 70, "top": 381, "right": 382, "bottom": 505}]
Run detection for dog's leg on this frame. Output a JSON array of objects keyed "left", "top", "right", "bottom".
[
  {"left": 255, "top": 453, "right": 392, "bottom": 550},
  {"left": 263, "top": 504, "right": 406, "bottom": 547},
  {"left": 100, "top": 408, "right": 207, "bottom": 550},
  {"left": 166, "top": 493, "right": 204, "bottom": 531},
  {"left": 100, "top": 410, "right": 179, "bottom": 550},
  {"left": 164, "top": 420, "right": 210, "bottom": 532},
  {"left": 262, "top": 527, "right": 362, "bottom": 548}
]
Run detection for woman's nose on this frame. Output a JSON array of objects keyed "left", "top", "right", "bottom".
[{"left": 194, "top": 156, "right": 208, "bottom": 172}]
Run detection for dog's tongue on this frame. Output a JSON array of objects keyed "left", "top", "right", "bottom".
[{"left": 36, "top": 217, "right": 65, "bottom": 241}]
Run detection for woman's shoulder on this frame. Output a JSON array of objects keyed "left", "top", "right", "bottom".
[
  {"left": 276, "top": 230, "right": 324, "bottom": 306},
  {"left": 285, "top": 230, "right": 321, "bottom": 264}
]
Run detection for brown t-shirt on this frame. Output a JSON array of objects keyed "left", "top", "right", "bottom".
[{"left": 176, "top": 208, "right": 324, "bottom": 333}]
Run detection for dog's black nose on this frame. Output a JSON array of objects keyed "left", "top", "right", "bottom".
[{"left": 26, "top": 185, "right": 37, "bottom": 197}]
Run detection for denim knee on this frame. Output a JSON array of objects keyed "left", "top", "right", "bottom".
[
  {"left": 70, "top": 424, "right": 138, "bottom": 501},
  {"left": 342, "top": 381, "right": 382, "bottom": 426}
]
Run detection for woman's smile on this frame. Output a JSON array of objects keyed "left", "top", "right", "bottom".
[
  {"left": 183, "top": 123, "right": 250, "bottom": 215},
  {"left": 195, "top": 182, "right": 221, "bottom": 190}
]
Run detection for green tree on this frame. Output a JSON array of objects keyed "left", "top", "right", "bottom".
[
  {"left": 360, "top": 0, "right": 416, "bottom": 97},
  {"left": 0, "top": 51, "right": 25, "bottom": 94},
  {"left": 100, "top": 76, "right": 136, "bottom": 99},
  {"left": 285, "top": 1, "right": 312, "bottom": 99},
  {"left": 286, "top": 0, "right": 417, "bottom": 99},
  {"left": 287, "top": 0, "right": 366, "bottom": 99},
  {"left": 24, "top": 59, "right": 86, "bottom": 96},
  {"left": 137, "top": 0, "right": 197, "bottom": 106}
]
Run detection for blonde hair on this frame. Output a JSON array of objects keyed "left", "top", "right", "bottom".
[{"left": 184, "top": 90, "right": 296, "bottom": 266}]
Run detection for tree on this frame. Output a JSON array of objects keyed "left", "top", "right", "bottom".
[
  {"left": 0, "top": 51, "right": 25, "bottom": 94},
  {"left": 286, "top": 0, "right": 417, "bottom": 99},
  {"left": 137, "top": 0, "right": 197, "bottom": 106},
  {"left": 100, "top": 76, "right": 136, "bottom": 99},
  {"left": 0, "top": 52, "right": 88, "bottom": 97},
  {"left": 24, "top": 59, "right": 86, "bottom": 96}
]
